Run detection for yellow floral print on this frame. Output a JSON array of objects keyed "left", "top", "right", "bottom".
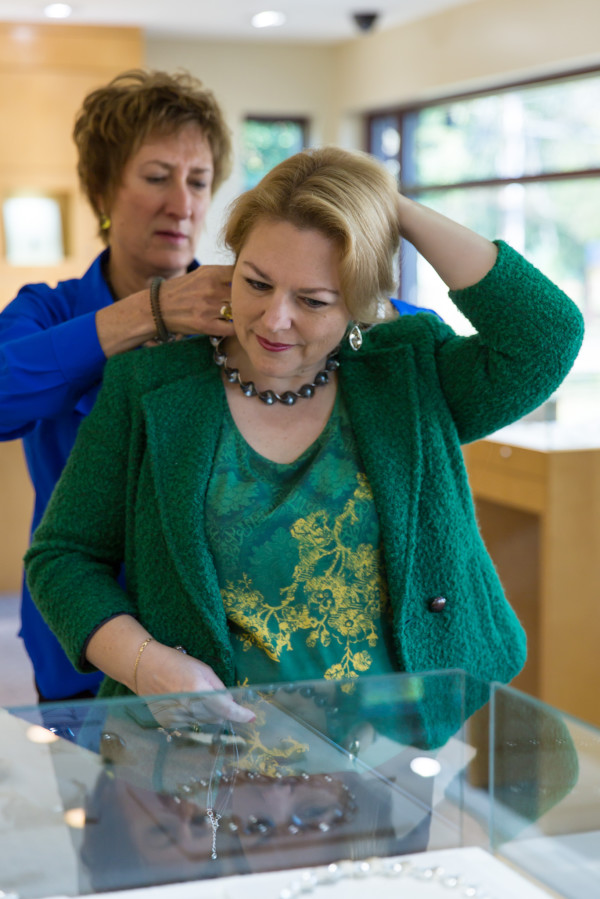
[{"left": 222, "top": 474, "right": 388, "bottom": 688}]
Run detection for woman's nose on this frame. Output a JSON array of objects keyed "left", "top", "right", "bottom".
[
  {"left": 262, "top": 294, "right": 292, "bottom": 332},
  {"left": 165, "top": 181, "right": 193, "bottom": 219}
]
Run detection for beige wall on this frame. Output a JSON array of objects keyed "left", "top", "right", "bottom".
[
  {"left": 147, "top": 0, "right": 600, "bottom": 261},
  {"left": 333, "top": 0, "right": 600, "bottom": 114},
  {"left": 0, "top": 23, "right": 142, "bottom": 594},
  {"left": 146, "top": 38, "right": 338, "bottom": 262},
  {"left": 0, "top": 23, "right": 143, "bottom": 307}
]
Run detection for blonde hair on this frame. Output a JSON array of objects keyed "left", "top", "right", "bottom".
[
  {"left": 223, "top": 146, "right": 401, "bottom": 323},
  {"left": 74, "top": 69, "right": 232, "bottom": 243}
]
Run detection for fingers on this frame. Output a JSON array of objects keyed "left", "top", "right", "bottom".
[
  {"left": 192, "top": 264, "right": 234, "bottom": 298},
  {"left": 143, "top": 650, "right": 256, "bottom": 728},
  {"left": 160, "top": 265, "right": 234, "bottom": 336},
  {"left": 190, "top": 693, "right": 256, "bottom": 724},
  {"left": 147, "top": 692, "right": 255, "bottom": 730}
]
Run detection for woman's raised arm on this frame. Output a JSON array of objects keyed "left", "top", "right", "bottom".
[{"left": 397, "top": 193, "right": 498, "bottom": 290}]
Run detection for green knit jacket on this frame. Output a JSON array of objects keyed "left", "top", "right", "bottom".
[{"left": 25, "top": 242, "right": 584, "bottom": 731}]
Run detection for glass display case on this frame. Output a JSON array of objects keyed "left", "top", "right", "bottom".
[{"left": 1, "top": 671, "right": 598, "bottom": 899}]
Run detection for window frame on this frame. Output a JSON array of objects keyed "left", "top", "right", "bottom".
[{"left": 366, "top": 65, "right": 600, "bottom": 309}]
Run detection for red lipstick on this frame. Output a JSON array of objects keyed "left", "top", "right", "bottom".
[{"left": 256, "top": 335, "right": 292, "bottom": 352}]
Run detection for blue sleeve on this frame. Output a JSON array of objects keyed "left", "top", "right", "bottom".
[
  {"left": 391, "top": 298, "right": 440, "bottom": 318},
  {"left": 0, "top": 285, "right": 107, "bottom": 440}
]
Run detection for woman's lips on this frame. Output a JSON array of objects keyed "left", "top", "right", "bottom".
[
  {"left": 155, "top": 230, "right": 189, "bottom": 244},
  {"left": 256, "top": 335, "right": 293, "bottom": 352}
]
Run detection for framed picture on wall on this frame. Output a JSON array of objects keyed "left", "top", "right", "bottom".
[{"left": 2, "top": 193, "right": 66, "bottom": 266}]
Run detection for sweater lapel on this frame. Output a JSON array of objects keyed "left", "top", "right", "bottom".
[
  {"left": 141, "top": 368, "right": 226, "bottom": 618},
  {"left": 340, "top": 343, "right": 423, "bottom": 604}
]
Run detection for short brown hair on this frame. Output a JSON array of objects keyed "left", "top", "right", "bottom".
[
  {"left": 74, "top": 69, "right": 232, "bottom": 240},
  {"left": 223, "top": 146, "right": 400, "bottom": 323}
]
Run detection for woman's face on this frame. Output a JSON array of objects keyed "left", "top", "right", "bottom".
[
  {"left": 106, "top": 122, "right": 214, "bottom": 285},
  {"left": 230, "top": 219, "right": 351, "bottom": 391}
]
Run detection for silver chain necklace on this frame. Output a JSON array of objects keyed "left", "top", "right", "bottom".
[{"left": 210, "top": 336, "right": 340, "bottom": 406}]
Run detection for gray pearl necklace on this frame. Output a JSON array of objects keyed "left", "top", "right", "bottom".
[{"left": 209, "top": 336, "right": 339, "bottom": 406}]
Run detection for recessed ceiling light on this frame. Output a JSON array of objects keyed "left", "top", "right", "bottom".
[
  {"left": 44, "top": 3, "right": 73, "bottom": 19},
  {"left": 251, "top": 10, "right": 286, "bottom": 29}
]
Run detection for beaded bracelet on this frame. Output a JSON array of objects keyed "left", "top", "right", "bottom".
[{"left": 149, "top": 276, "right": 174, "bottom": 343}]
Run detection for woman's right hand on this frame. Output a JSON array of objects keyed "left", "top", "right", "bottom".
[
  {"left": 136, "top": 642, "right": 256, "bottom": 727},
  {"left": 85, "top": 615, "right": 254, "bottom": 725},
  {"left": 159, "top": 264, "right": 235, "bottom": 338},
  {"left": 96, "top": 264, "right": 235, "bottom": 358}
]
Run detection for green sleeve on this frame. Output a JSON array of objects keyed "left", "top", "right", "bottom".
[
  {"left": 434, "top": 240, "right": 585, "bottom": 444},
  {"left": 25, "top": 353, "right": 141, "bottom": 672}
]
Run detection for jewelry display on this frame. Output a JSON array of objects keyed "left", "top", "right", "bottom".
[
  {"left": 99, "top": 212, "right": 111, "bottom": 231},
  {"left": 202, "top": 723, "right": 239, "bottom": 860},
  {"left": 210, "top": 336, "right": 339, "bottom": 405},
  {"left": 226, "top": 770, "right": 356, "bottom": 839},
  {"left": 220, "top": 302, "right": 234, "bottom": 322},
  {"left": 277, "top": 857, "right": 496, "bottom": 899}
]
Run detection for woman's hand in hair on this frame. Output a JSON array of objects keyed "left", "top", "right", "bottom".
[{"left": 396, "top": 193, "right": 497, "bottom": 290}]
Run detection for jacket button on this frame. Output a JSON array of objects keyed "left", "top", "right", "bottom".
[{"left": 429, "top": 596, "right": 447, "bottom": 612}]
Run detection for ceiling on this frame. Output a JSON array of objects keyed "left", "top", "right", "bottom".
[{"left": 0, "top": 0, "right": 476, "bottom": 42}]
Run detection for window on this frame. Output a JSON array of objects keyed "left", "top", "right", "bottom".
[
  {"left": 242, "top": 117, "right": 308, "bottom": 189},
  {"left": 368, "top": 70, "right": 600, "bottom": 388}
]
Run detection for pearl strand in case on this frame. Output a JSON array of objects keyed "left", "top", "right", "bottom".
[{"left": 278, "top": 857, "right": 496, "bottom": 899}]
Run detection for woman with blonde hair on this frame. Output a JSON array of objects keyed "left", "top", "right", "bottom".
[{"left": 26, "top": 146, "right": 583, "bottom": 732}]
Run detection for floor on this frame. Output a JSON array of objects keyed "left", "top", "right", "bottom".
[{"left": 0, "top": 592, "right": 37, "bottom": 707}]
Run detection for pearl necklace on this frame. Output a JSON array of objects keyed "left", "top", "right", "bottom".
[
  {"left": 278, "top": 857, "right": 496, "bottom": 899},
  {"left": 209, "top": 336, "right": 339, "bottom": 406}
]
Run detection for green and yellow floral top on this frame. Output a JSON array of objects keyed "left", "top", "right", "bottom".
[{"left": 205, "top": 394, "right": 398, "bottom": 687}]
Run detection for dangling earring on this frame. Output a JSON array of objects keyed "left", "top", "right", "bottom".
[
  {"left": 99, "top": 213, "right": 111, "bottom": 232},
  {"left": 219, "top": 303, "right": 233, "bottom": 322},
  {"left": 348, "top": 323, "right": 363, "bottom": 352}
]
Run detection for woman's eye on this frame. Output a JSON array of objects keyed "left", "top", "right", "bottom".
[
  {"left": 145, "top": 176, "right": 166, "bottom": 184},
  {"left": 302, "top": 296, "right": 327, "bottom": 309},
  {"left": 189, "top": 180, "right": 208, "bottom": 190},
  {"left": 246, "top": 278, "right": 271, "bottom": 291}
]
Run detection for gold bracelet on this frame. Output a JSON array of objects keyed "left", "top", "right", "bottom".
[{"left": 133, "top": 636, "right": 153, "bottom": 694}]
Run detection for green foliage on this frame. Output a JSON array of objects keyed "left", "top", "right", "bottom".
[{"left": 242, "top": 119, "right": 305, "bottom": 189}]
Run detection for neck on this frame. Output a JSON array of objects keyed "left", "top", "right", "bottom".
[
  {"left": 225, "top": 338, "right": 335, "bottom": 397},
  {"left": 105, "top": 249, "right": 185, "bottom": 300},
  {"left": 213, "top": 337, "right": 339, "bottom": 406}
]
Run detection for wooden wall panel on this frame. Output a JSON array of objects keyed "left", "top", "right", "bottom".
[
  {"left": 0, "top": 23, "right": 143, "bottom": 597},
  {"left": 464, "top": 439, "right": 600, "bottom": 728}
]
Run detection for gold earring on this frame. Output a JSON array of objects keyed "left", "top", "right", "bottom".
[
  {"left": 220, "top": 303, "right": 233, "bottom": 322},
  {"left": 348, "top": 323, "right": 363, "bottom": 351},
  {"left": 99, "top": 213, "right": 111, "bottom": 232}
]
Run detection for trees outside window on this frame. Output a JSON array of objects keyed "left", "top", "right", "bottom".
[
  {"left": 368, "top": 70, "right": 600, "bottom": 386},
  {"left": 242, "top": 117, "right": 308, "bottom": 189}
]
